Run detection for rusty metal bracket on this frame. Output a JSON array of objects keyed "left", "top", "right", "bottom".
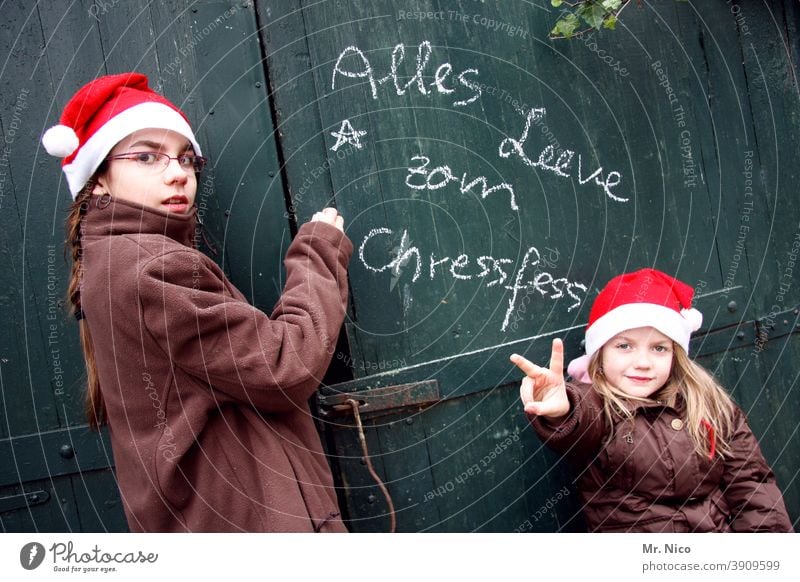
[{"left": 318, "top": 380, "right": 439, "bottom": 418}]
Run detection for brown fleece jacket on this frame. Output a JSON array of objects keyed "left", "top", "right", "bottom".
[{"left": 80, "top": 194, "right": 352, "bottom": 532}]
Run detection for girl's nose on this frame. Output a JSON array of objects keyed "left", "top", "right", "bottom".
[
  {"left": 634, "top": 350, "right": 651, "bottom": 368},
  {"left": 163, "top": 158, "right": 189, "bottom": 184}
]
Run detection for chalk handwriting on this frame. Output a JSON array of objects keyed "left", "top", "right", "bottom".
[
  {"left": 499, "top": 107, "right": 627, "bottom": 202},
  {"left": 406, "top": 154, "right": 518, "bottom": 211},
  {"left": 330, "top": 119, "right": 367, "bottom": 151},
  {"left": 332, "top": 41, "right": 481, "bottom": 107},
  {"left": 359, "top": 228, "right": 586, "bottom": 331}
]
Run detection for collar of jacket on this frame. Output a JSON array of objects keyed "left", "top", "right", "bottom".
[
  {"left": 82, "top": 194, "right": 198, "bottom": 248},
  {"left": 620, "top": 391, "right": 685, "bottom": 415}
]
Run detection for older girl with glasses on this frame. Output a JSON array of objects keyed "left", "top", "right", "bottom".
[{"left": 43, "top": 72, "right": 351, "bottom": 532}]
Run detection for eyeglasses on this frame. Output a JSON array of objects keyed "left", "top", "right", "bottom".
[{"left": 105, "top": 151, "right": 208, "bottom": 173}]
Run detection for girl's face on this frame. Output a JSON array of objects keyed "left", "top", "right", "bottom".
[
  {"left": 93, "top": 128, "right": 197, "bottom": 213},
  {"left": 599, "top": 326, "right": 673, "bottom": 398}
]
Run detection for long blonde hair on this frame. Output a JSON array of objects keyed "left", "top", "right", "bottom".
[
  {"left": 65, "top": 174, "right": 106, "bottom": 431},
  {"left": 587, "top": 342, "right": 736, "bottom": 459}
]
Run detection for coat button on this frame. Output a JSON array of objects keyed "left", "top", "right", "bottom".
[{"left": 671, "top": 418, "right": 684, "bottom": 430}]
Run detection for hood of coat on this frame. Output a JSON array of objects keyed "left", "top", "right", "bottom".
[{"left": 81, "top": 194, "right": 198, "bottom": 248}]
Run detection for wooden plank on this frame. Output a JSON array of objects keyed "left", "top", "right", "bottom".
[
  {"left": 255, "top": 0, "right": 337, "bottom": 225},
  {"left": 0, "top": 2, "right": 73, "bottom": 435},
  {"left": 616, "top": 2, "right": 725, "bottom": 289},
  {"left": 432, "top": 388, "right": 528, "bottom": 532},
  {"left": 423, "top": 396, "right": 488, "bottom": 532},
  {"left": 36, "top": 0, "right": 116, "bottom": 434},
  {"left": 752, "top": 332, "right": 800, "bottom": 524},
  {"left": 736, "top": 0, "right": 800, "bottom": 315},
  {"left": 674, "top": 0, "right": 764, "bottom": 321},
  {"left": 188, "top": 0, "right": 289, "bottom": 311},
  {"left": 517, "top": 423, "right": 586, "bottom": 533},
  {"left": 94, "top": 0, "right": 159, "bottom": 77},
  {"left": 70, "top": 468, "right": 128, "bottom": 532},
  {"left": 373, "top": 406, "right": 439, "bottom": 532},
  {"left": 0, "top": 116, "right": 31, "bottom": 442}
]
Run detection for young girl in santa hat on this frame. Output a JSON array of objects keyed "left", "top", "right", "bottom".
[
  {"left": 43, "top": 72, "right": 352, "bottom": 532},
  {"left": 511, "top": 268, "right": 793, "bottom": 532}
]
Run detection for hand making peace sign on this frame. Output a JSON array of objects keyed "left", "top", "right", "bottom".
[{"left": 510, "top": 338, "right": 570, "bottom": 419}]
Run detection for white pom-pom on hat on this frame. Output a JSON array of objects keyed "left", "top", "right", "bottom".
[
  {"left": 42, "top": 124, "right": 79, "bottom": 158},
  {"left": 681, "top": 307, "right": 703, "bottom": 332}
]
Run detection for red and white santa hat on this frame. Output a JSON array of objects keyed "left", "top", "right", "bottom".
[
  {"left": 567, "top": 268, "right": 703, "bottom": 383},
  {"left": 41, "top": 72, "right": 202, "bottom": 199}
]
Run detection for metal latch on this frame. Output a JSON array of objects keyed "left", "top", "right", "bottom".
[
  {"left": 0, "top": 490, "right": 50, "bottom": 513},
  {"left": 318, "top": 379, "right": 439, "bottom": 418}
]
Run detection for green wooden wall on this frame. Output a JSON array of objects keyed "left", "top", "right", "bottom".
[
  {"left": 260, "top": 0, "right": 800, "bottom": 532},
  {"left": 1, "top": 0, "right": 798, "bottom": 532}
]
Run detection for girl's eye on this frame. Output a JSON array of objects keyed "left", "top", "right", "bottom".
[
  {"left": 134, "top": 152, "right": 160, "bottom": 164},
  {"left": 616, "top": 343, "right": 630, "bottom": 350},
  {"left": 653, "top": 345, "right": 670, "bottom": 353},
  {"left": 177, "top": 155, "right": 195, "bottom": 168}
]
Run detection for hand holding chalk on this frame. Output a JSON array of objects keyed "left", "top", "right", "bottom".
[{"left": 310, "top": 207, "right": 344, "bottom": 232}]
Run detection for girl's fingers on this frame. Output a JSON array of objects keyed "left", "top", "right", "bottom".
[
  {"left": 510, "top": 353, "right": 543, "bottom": 379},
  {"left": 310, "top": 209, "right": 345, "bottom": 230},
  {"left": 524, "top": 402, "right": 551, "bottom": 416},
  {"left": 523, "top": 402, "right": 539, "bottom": 415},
  {"left": 519, "top": 377, "right": 534, "bottom": 405},
  {"left": 549, "top": 338, "right": 564, "bottom": 376}
]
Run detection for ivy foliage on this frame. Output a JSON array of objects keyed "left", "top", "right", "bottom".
[{"left": 549, "top": 0, "right": 687, "bottom": 39}]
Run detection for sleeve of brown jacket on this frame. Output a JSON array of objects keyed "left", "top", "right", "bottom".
[
  {"left": 138, "top": 220, "right": 353, "bottom": 413},
  {"left": 527, "top": 382, "right": 607, "bottom": 465},
  {"left": 720, "top": 406, "right": 794, "bottom": 532}
]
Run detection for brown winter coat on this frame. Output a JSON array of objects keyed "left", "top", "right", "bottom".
[
  {"left": 80, "top": 194, "right": 352, "bottom": 532},
  {"left": 529, "top": 382, "right": 793, "bottom": 532}
]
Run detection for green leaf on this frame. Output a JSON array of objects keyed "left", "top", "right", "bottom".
[
  {"left": 582, "top": 4, "right": 607, "bottom": 29},
  {"left": 603, "top": 15, "right": 618, "bottom": 29},
  {"left": 552, "top": 14, "right": 580, "bottom": 38},
  {"left": 551, "top": 0, "right": 563, "bottom": 7},
  {"left": 602, "top": 0, "right": 623, "bottom": 10}
]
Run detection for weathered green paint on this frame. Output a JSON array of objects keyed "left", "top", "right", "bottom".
[{"left": 262, "top": 0, "right": 800, "bottom": 531}]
